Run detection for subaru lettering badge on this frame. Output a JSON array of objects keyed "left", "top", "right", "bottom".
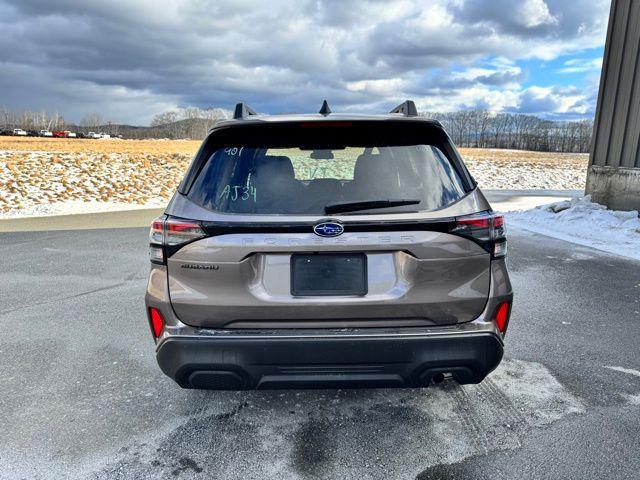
[{"left": 314, "top": 222, "right": 344, "bottom": 237}]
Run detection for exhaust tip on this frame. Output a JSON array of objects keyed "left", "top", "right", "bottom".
[{"left": 432, "top": 373, "right": 446, "bottom": 384}]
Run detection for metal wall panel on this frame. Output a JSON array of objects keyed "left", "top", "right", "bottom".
[
  {"left": 587, "top": 0, "right": 640, "bottom": 210},
  {"left": 590, "top": 0, "right": 640, "bottom": 169}
]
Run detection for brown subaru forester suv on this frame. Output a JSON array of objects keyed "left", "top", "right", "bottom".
[{"left": 145, "top": 100, "right": 513, "bottom": 390}]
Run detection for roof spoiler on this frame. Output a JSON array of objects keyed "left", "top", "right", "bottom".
[
  {"left": 233, "top": 102, "right": 258, "bottom": 120},
  {"left": 389, "top": 100, "right": 418, "bottom": 117}
]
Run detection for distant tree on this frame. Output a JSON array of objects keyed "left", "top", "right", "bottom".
[
  {"left": 151, "top": 110, "right": 179, "bottom": 138},
  {"left": 80, "top": 112, "right": 103, "bottom": 133},
  {"left": 148, "top": 107, "right": 228, "bottom": 139},
  {"left": 0, "top": 106, "right": 9, "bottom": 129}
]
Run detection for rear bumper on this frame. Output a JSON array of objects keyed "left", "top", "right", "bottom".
[{"left": 156, "top": 329, "right": 504, "bottom": 390}]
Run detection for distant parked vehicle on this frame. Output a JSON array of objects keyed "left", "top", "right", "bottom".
[
  {"left": 0, "top": 129, "right": 12, "bottom": 136},
  {"left": 99, "top": 133, "right": 111, "bottom": 139},
  {"left": 87, "top": 131, "right": 101, "bottom": 139},
  {"left": 65, "top": 131, "right": 77, "bottom": 138},
  {"left": 12, "top": 129, "right": 27, "bottom": 136},
  {"left": 52, "top": 131, "right": 67, "bottom": 138},
  {"left": 39, "top": 130, "right": 53, "bottom": 137},
  {"left": 27, "top": 130, "right": 40, "bottom": 137}
]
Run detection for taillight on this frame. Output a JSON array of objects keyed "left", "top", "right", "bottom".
[
  {"left": 164, "top": 217, "right": 207, "bottom": 245},
  {"left": 148, "top": 307, "right": 165, "bottom": 338},
  {"left": 452, "top": 212, "right": 506, "bottom": 258},
  {"left": 149, "top": 215, "right": 206, "bottom": 264},
  {"left": 493, "top": 301, "right": 511, "bottom": 334}
]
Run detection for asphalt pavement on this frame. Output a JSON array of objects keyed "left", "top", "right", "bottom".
[{"left": 0, "top": 216, "right": 639, "bottom": 479}]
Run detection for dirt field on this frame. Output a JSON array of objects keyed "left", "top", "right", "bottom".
[{"left": 0, "top": 137, "right": 589, "bottom": 216}]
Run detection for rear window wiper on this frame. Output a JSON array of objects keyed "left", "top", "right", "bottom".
[{"left": 324, "top": 199, "right": 421, "bottom": 215}]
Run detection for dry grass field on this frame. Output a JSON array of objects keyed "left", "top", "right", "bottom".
[
  {"left": 0, "top": 137, "right": 589, "bottom": 217},
  {"left": 459, "top": 147, "right": 588, "bottom": 189},
  {"left": 0, "top": 137, "right": 202, "bottom": 155},
  {"left": 0, "top": 138, "right": 200, "bottom": 215}
]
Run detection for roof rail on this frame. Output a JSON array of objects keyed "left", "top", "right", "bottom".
[
  {"left": 389, "top": 100, "right": 418, "bottom": 117},
  {"left": 233, "top": 102, "right": 257, "bottom": 120}
]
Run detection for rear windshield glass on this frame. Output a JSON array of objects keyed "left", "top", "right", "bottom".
[{"left": 188, "top": 144, "right": 467, "bottom": 215}]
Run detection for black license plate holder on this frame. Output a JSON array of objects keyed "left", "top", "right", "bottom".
[{"left": 291, "top": 253, "right": 368, "bottom": 296}]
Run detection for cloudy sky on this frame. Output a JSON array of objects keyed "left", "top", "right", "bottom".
[{"left": 0, "top": 0, "right": 610, "bottom": 125}]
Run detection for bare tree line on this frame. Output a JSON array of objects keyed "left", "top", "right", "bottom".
[
  {"left": 423, "top": 110, "right": 593, "bottom": 153},
  {"left": 2, "top": 105, "right": 592, "bottom": 152},
  {"left": 0, "top": 107, "right": 112, "bottom": 134},
  {"left": 1, "top": 107, "right": 67, "bottom": 131},
  {"left": 148, "top": 107, "right": 229, "bottom": 139}
]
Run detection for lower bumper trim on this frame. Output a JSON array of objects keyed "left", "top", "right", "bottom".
[{"left": 156, "top": 332, "right": 504, "bottom": 390}]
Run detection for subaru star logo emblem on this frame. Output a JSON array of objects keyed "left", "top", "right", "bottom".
[{"left": 313, "top": 221, "right": 344, "bottom": 237}]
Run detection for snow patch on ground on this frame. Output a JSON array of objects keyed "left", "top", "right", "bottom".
[
  {"left": 623, "top": 393, "right": 640, "bottom": 405},
  {"left": 605, "top": 366, "right": 640, "bottom": 378},
  {"left": 506, "top": 195, "right": 640, "bottom": 261}
]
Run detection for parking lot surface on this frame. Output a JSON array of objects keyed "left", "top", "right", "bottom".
[{"left": 0, "top": 225, "right": 639, "bottom": 479}]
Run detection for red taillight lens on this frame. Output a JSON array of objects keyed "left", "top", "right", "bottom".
[
  {"left": 453, "top": 212, "right": 506, "bottom": 257},
  {"left": 453, "top": 212, "right": 492, "bottom": 241},
  {"left": 149, "top": 216, "right": 206, "bottom": 264},
  {"left": 457, "top": 216, "right": 491, "bottom": 229},
  {"left": 149, "top": 307, "right": 165, "bottom": 338},
  {"left": 164, "top": 218, "right": 206, "bottom": 245},
  {"left": 493, "top": 302, "right": 511, "bottom": 334}
]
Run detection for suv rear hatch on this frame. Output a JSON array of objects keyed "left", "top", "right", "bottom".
[{"left": 158, "top": 120, "right": 501, "bottom": 329}]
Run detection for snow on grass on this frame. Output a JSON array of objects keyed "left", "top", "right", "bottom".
[
  {"left": 461, "top": 148, "right": 588, "bottom": 190},
  {"left": 0, "top": 138, "right": 590, "bottom": 218},
  {"left": 0, "top": 199, "right": 167, "bottom": 218},
  {"left": 0, "top": 150, "right": 189, "bottom": 218},
  {"left": 506, "top": 195, "right": 640, "bottom": 261}
]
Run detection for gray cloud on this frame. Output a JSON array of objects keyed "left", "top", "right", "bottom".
[{"left": 0, "top": 0, "right": 609, "bottom": 124}]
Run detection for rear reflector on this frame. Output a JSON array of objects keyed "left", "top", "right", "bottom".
[
  {"left": 149, "top": 307, "right": 165, "bottom": 338},
  {"left": 493, "top": 240, "right": 507, "bottom": 258},
  {"left": 493, "top": 302, "right": 511, "bottom": 334},
  {"left": 149, "top": 244, "right": 164, "bottom": 264}
]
